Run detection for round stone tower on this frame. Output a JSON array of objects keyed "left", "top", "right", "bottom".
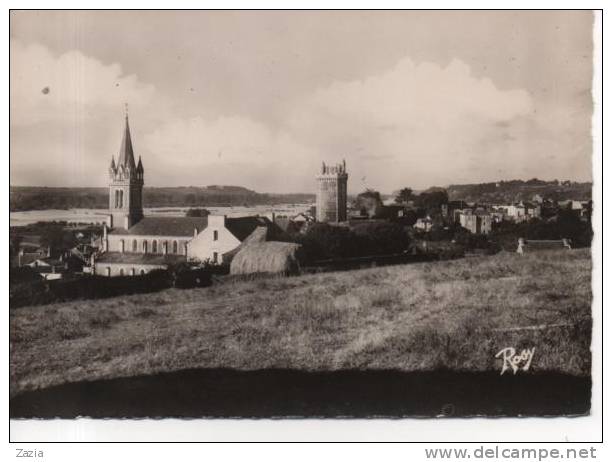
[{"left": 316, "top": 160, "right": 348, "bottom": 223}]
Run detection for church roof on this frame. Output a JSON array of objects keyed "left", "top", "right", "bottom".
[
  {"left": 109, "top": 215, "right": 284, "bottom": 241},
  {"left": 110, "top": 217, "right": 209, "bottom": 237},
  {"left": 117, "top": 115, "right": 137, "bottom": 170}
]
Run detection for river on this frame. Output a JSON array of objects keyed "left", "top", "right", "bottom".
[{"left": 10, "top": 204, "right": 313, "bottom": 227}]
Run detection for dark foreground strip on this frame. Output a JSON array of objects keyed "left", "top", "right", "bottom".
[{"left": 10, "top": 368, "right": 590, "bottom": 419}]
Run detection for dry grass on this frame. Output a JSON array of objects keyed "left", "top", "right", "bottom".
[{"left": 10, "top": 249, "right": 592, "bottom": 396}]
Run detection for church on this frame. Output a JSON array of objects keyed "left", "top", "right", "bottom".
[{"left": 92, "top": 110, "right": 280, "bottom": 277}]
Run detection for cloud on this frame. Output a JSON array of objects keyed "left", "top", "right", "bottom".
[
  {"left": 286, "top": 57, "right": 536, "bottom": 189},
  {"left": 10, "top": 39, "right": 157, "bottom": 126},
  {"left": 10, "top": 40, "right": 590, "bottom": 193},
  {"left": 141, "top": 116, "right": 319, "bottom": 192},
  {"left": 10, "top": 40, "right": 168, "bottom": 187},
  {"left": 137, "top": 57, "right": 537, "bottom": 192}
]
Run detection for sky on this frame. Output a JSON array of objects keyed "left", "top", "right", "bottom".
[{"left": 10, "top": 10, "right": 594, "bottom": 193}]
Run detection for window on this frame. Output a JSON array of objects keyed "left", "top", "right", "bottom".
[
  {"left": 120, "top": 239, "right": 125, "bottom": 253},
  {"left": 106, "top": 267, "right": 111, "bottom": 276},
  {"left": 131, "top": 268, "right": 135, "bottom": 276},
  {"left": 213, "top": 230, "right": 219, "bottom": 241},
  {"left": 132, "top": 240, "right": 137, "bottom": 252},
  {"left": 119, "top": 268, "right": 124, "bottom": 276},
  {"left": 213, "top": 252, "right": 218, "bottom": 263},
  {"left": 143, "top": 240, "right": 148, "bottom": 253},
  {"left": 173, "top": 241, "right": 178, "bottom": 254},
  {"left": 140, "top": 269, "right": 146, "bottom": 275},
  {"left": 152, "top": 240, "right": 158, "bottom": 253}
]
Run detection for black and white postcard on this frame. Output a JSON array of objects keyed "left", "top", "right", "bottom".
[{"left": 8, "top": 8, "right": 603, "bottom": 446}]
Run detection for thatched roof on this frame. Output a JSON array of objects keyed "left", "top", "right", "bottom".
[
  {"left": 222, "top": 226, "right": 269, "bottom": 263},
  {"left": 230, "top": 242, "right": 303, "bottom": 275}
]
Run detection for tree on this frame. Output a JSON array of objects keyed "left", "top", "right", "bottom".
[
  {"left": 39, "top": 224, "right": 76, "bottom": 256},
  {"left": 185, "top": 193, "right": 196, "bottom": 205},
  {"left": 414, "top": 189, "right": 449, "bottom": 215},
  {"left": 185, "top": 208, "right": 210, "bottom": 217},
  {"left": 297, "top": 223, "right": 354, "bottom": 261},
  {"left": 10, "top": 234, "right": 23, "bottom": 257},
  {"left": 355, "top": 189, "right": 384, "bottom": 218},
  {"left": 394, "top": 187, "right": 413, "bottom": 204}
]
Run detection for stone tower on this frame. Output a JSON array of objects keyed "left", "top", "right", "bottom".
[
  {"left": 316, "top": 160, "right": 348, "bottom": 222},
  {"left": 108, "top": 108, "right": 144, "bottom": 229}
]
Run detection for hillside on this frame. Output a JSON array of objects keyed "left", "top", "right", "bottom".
[
  {"left": 10, "top": 249, "right": 592, "bottom": 398},
  {"left": 9, "top": 186, "right": 315, "bottom": 211},
  {"left": 446, "top": 179, "right": 592, "bottom": 203}
]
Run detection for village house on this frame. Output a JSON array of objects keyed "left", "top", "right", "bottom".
[
  {"left": 414, "top": 217, "right": 433, "bottom": 232},
  {"left": 273, "top": 212, "right": 314, "bottom": 235},
  {"left": 23, "top": 256, "right": 69, "bottom": 280},
  {"left": 15, "top": 244, "right": 49, "bottom": 267},
  {"left": 493, "top": 201, "right": 541, "bottom": 223},
  {"left": 458, "top": 208, "right": 492, "bottom": 235}
]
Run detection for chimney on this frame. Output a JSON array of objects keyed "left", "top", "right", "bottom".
[{"left": 208, "top": 215, "right": 226, "bottom": 228}]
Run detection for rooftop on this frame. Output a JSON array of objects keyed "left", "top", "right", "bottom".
[
  {"left": 110, "top": 215, "right": 284, "bottom": 242},
  {"left": 225, "top": 216, "right": 280, "bottom": 241},
  {"left": 110, "top": 217, "right": 209, "bottom": 237}
]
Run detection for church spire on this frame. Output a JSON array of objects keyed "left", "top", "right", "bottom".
[
  {"left": 108, "top": 105, "right": 144, "bottom": 230},
  {"left": 117, "top": 104, "right": 136, "bottom": 170}
]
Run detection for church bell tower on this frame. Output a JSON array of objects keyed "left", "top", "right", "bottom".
[{"left": 108, "top": 106, "right": 144, "bottom": 229}]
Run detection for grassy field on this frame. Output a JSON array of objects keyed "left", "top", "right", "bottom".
[{"left": 10, "top": 249, "right": 592, "bottom": 397}]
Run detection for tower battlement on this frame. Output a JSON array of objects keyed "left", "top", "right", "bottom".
[
  {"left": 318, "top": 160, "right": 348, "bottom": 177},
  {"left": 316, "top": 159, "right": 348, "bottom": 223}
]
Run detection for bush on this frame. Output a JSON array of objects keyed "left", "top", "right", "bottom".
[
  {"left": 296, "top": 221, "right": 411, "bottom": 263},
  {"left": 185, "top": 208, "right": 210, "bottom": 217},
  {"left": 9, "top": 267, "right": 41, "bottom": 285},
  {"left": 297, "top": 223, "right": 355, "bottom": 261},
  {"left": 9, "top": 270, "right": 173, "bottom": 309},
  {"left": 490, "top": 213, "right": 593, "bottom": 251},
  {"left": 167, "top": 262, "right": 213, "bottom": 288},
  {"left": 351, "top": 221, "right": 410, "bottom": 255}
]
